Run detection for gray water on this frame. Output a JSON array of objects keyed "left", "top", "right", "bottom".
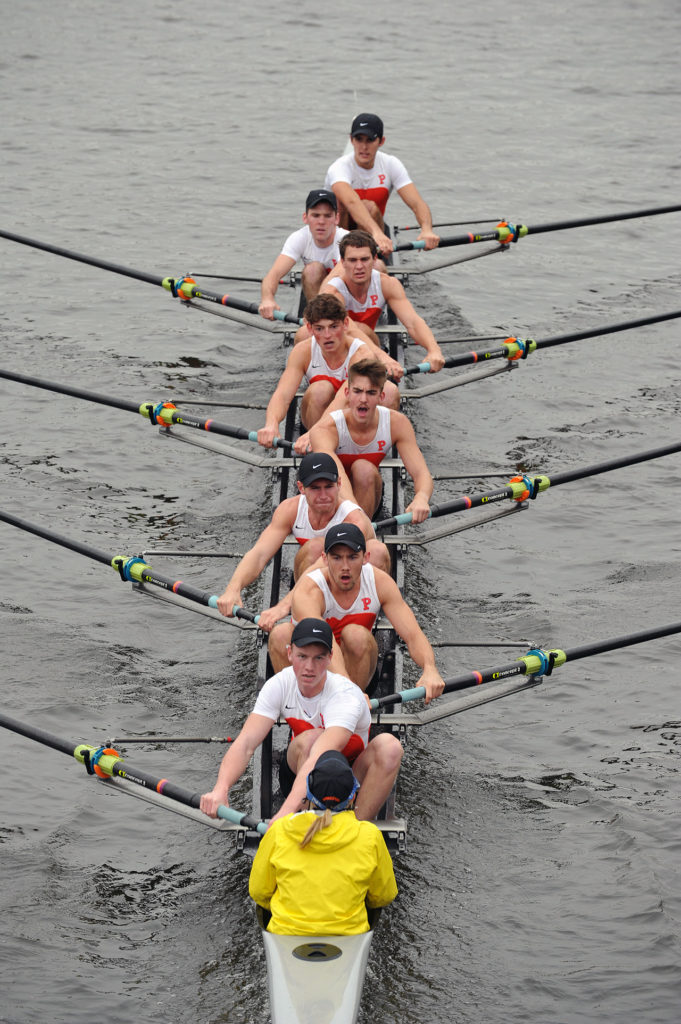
[{"left": 1, "top": 1, "right": 680, "bottom": 1021}]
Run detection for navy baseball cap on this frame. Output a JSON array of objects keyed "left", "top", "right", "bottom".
[
  {"left": 305, "top": 189, "right": 338, "bottom": 211},
  {"left": 324, "top": 523, "right": 366, "bottom": 553},
  {"left": 350, "top": 113, "right": 384, "bottom": 140},
  {"left": 306, "top": 750, "right": 360, "bottom": 811},
  {"left": 291, "top": 618, "right": 333, "bottom": 651}
]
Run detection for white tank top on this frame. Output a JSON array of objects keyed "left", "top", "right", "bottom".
[
  {"left": 303, "top": 337, "right": 364, "bottom": 393},
  {"left": 307, "top": 564, "right": 380, "bottom": 641},
  {"left": 292, "top": 495, "right": 363, "bottom": 545},
  {"left": 330, "top": 406, "right": 392, "bottom": 467}
]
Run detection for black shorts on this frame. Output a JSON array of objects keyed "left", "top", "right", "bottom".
[{"left": 278, "top": 751, "right": 296, "bottom": 798}]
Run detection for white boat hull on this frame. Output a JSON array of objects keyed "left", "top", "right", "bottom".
[{"left": 262, "top": 930, "right": 374, "bottom": 1024}]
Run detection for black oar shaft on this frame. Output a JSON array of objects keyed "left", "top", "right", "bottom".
[
  {"left": 0, "top": 367, "right": 294, "bottom": 452},
  {"left": 535, "top": 309, "right": 681, "bottom": 350},
  {"left": 563, "top": 620, "right": 681, "bottom": 663},
  {"left": 374, "top": 618, "right": 681, "bottom": 709},
  {"left": 0, "top": 228, "right": 163, "bottom": 287},
  {"left": 0, "top": 510, "right": 114, "bottom": 566},
  {"left": 525, "top": 203, "right": 681, "bottom": 236},
  {"left": 373, "top": 437, "right": 681, "bottom": 531},
  {"left": 0, "top": 228, "right": 303, "bottom": 326},
  {"left": 548, "top": 438, "right": 681, "bottom": 488},
  {"left": 0, "top": 712, "right": 266, "bottom": 833},
  {"left": 0, "top": 367, "right": 141, "bottom": 414}
]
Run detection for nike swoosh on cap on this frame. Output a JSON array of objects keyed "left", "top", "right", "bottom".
[
  {"left": 312, "top": 628, "right": 322, "bottom": 633},
  {"left": 312, "top": 462, "right": 322, "bottom": 469}
]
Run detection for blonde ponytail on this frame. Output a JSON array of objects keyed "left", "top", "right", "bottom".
[{"left": 300, "top": 808, "right": 333, "bottom": 848}]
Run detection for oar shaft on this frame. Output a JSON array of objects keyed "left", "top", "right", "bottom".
[
  {"left": 535, "top": 309, "right": 681, "bottom": 350},
  {"left": 0, "top": 367, "right": 294, "bottom": 452},
  {"left": 525, "top": 203, "right": 681, "bottom": 236},
  {"left": 0, "top": 228, "right": 302, "bottom": 326},
  {"left": 0, "top": 367, "right": 142, "bottom": 414},
  {"left": 0, "top": 509, "right": 114, "bottom": 566},
  {"left": 373, "top": 618, "right": 681, "bottom": 709},
  {"left": 0, "top": 712, "right": 267, "bottom": 834},
  {"left": 561, "top": 620, "right": 681, "bottom": 663},
  {"left": 404, "top": 308, "right": 681, "bottom": 375},
  {"left": 0, "top": 228, "right": 163, "bottom": 287},
  {"left": 0, "top": 509, "right": 224, "bottom": 611},
  {"left": 548, "top": 438, "right": 681, "bottom": 488}
]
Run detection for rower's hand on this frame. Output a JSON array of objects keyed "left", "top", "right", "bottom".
[
  {"left": 386, "top": 357, "right": 404, "bottom": 382},
  {"left": 406, "top": 494, "right": 430, "bottom": 525},
  {"left": 374, "top": 230, "right": 394, "bottom": 256},
  {"left": 417, "top": 229, "right": 440, "bottom": 250},
  {"left": 217, "top": 587, "right": 242, "bottom": 618},
  {"left": 200, "top": 789, "right": 229, "bottom": 818},
  {"left": 259, "top": 298, "right": 280, "bottom": 321},
  {"left": 256, "top": 603, "right": 289, "bottom": 633},
  {"left": 418, "top": 666, "right": 445, "bottom": 705},
  {"left": 425, "top": 348, "right": 445, "bottom": 373},
  {"left": 294, "top": 432, "right": 312, "bottom": 456},
  {"left": 257, "top": 424, "right": 282, "bottom": 449}
]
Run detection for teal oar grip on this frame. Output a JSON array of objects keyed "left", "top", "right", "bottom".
[
  {"left": 415, "top": 361, "right": 430, "bottom": 374},
  {"left": 273, "top": 309, "right": 304, "bottom": 325},
  {"left": 217, "top": 803, "right": 268, "bottom": 836}
]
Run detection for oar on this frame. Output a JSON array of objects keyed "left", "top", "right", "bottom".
[
  {"left": 404, "top": 308, "right": 681, "bottom": 374},
  {"left": 393, "top": 203, "right": 681, "bottom": 252},
  {"left": 371, "top": 619, "right": 681, "bottom": 709},
  {"left": 0, "top": 367, "right": 293, "bottom": 452},
  {"left": 0, "top": 508, "right": 261, "bottom": 624},
  {"left": 0, "top": 228, "right": 303, "bottom": 325},
  {"left": 0, "top": 712, "right": 266, "bottom": 834},
  {"left": 372, "top": 438, "right": 681, "bottom": 531}
]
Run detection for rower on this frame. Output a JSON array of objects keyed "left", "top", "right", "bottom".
[
  {"left": 215, "top": 452, "right": 390, "bottom": 631},
  {"left": 249, "top": 749, "right": 397, "bottom": 936},
  {"left": 257, "top": 293, "right": 402, "bottom": 456},
  {"left": 318, "top": 230, "right": 445, "bottom": 369},
  {"left": 308, "top": 357, "right": 434, "bottom": 520},
  {"left": 325, "top": 112, "right": 440, "bottom": 256},
  {"left": 259, "top": 189, "right": 347, "bottom": 322},
  {"left": 268, "top": 523, "right": 445, "bottom": 700},
  {"left": 200, "top": 618, "right": 404, "bottom": 824}
]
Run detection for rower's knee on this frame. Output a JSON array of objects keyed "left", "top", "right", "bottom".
[
  {"left": 382, "top": 381, "right": 400, "bottom": 410},
  {"left": 366, "top": 539, "right": 390, "bottom": 574},
  {"left": 293, "top": 325, "right": 311, "bottom": 345},
  {"left": 294, "top": 538, "right": 324, "bottom": 579},
  {"left": 301, "top": 262, "right": 327, "bottom": 297},
  {"left": 339, "top": 623, "right": 375, "bottom": 659},
  {"left": 372, "top": 732, "right": 403, "bottom": 772},
  {"left": 268, "top": 622, "right": 292, "bottom": 669}
]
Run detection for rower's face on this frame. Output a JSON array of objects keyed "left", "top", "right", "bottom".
[
  {"left": 306, "top": 316, "right": 346, "bottom": 353},
  {"left": 345, "top": 375, "right": 385, "bottom": 421},
  {"left": 288, "top": 642, "right": 332, "bottom": 689},
  {"left": 324, "top": 546, "right": 366, "bottom": 591},
  {"left": 303, "top": 203, "right": 339, "bottom": 242},
  {"left": 341, "top": 246, "right": 373, "bottom": 284},
  {"left": 350, "top": 134, "right": 384, "bottom": 168},
  {"left": 301, "top": 478, "right": 340, "bottom": 512}
]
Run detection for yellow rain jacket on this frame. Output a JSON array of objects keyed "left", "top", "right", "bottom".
[{"left": 249, "top": 809, "right": 397, "bottom": 935}]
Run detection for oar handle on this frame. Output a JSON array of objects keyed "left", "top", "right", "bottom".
[{"left": 231, "top": 605, "right": 261, "bottom": 624}]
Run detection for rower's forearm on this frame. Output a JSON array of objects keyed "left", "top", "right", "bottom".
[
  {"left": 410, "top": 318, "right": 441, "bottom": 356},
  {"left": 212, "top": 738, "right": 256, "bottom": 798},
  {"left": 260, "top": 271, "right": 279, "bottom": 302}
]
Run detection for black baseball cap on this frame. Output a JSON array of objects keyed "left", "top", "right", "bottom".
[
  {"left": 291, "top": 617, "right": 333, "bottom": 651},
  {"left": 305, "top": 188, "right": 338, "bottom": 211},
  {"left": 298, "top": 452, "right": 339, "bottom": 486},
  {"left": 324, "top": 523, "right": 366, "bottom": 553},
  {"left": 306, "top": 750, "right": 360, "bottom": 812},
  {"left": 350, "top": 113, "right": 384, "bottom": 140}
]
